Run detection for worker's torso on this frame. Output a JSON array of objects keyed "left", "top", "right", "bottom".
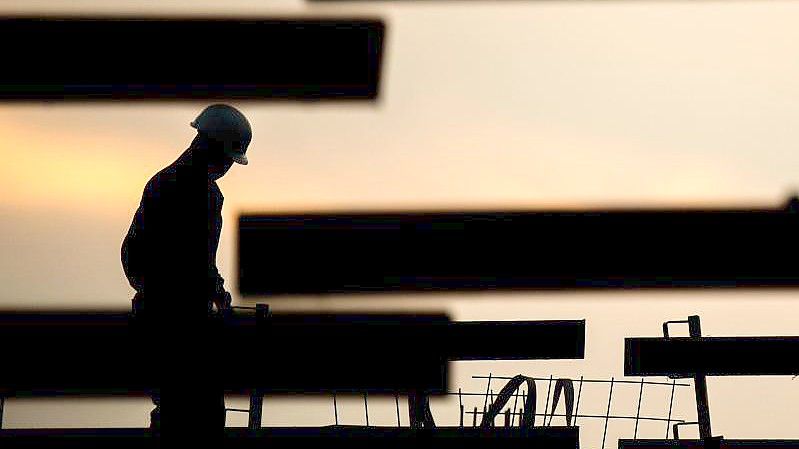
[{"left": 121, "top": 151, "right": 224, "bottom": 308}]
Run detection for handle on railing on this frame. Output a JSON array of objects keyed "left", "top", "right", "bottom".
[
  {"left": 662, "top": 320, "right": 690, "bottom": 339},
  {"left": 672, "top": 421, "right": 699, "bottom": 440}
]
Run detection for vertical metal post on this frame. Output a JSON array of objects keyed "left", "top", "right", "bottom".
[
  {"left": 248, "top": 303, "right": 268, "bottom": 430},
  {"left": 409, "top": 390, "right": 427, "bottom": 429},
  {"left": 483, "top": 373, "right": 492, "bottom": 413},
  {"left": 574, "top": 376, "right": 583, "bottom": 426},
  {"left": 334, "top": 392, "right": 339, "bottom": 426},
  {"left": 543, "top": 375, "right": 553, "bottom": 426},
  {"left": 666, "top": 378, "right": 676, "bottom": 438},
  {"left": 364, "top": 392, "right": 369, "bottom": 426},
  {"left": 634, "top": 378, "right": 645, "bottom": 439},
  {"left": 395, "top": 393, "right": 401, "bottom": 427},
  {"left": 689, "top": 315, "right": 712, "bottom": 439},
  {"left": 489, "top": 390, "right": 495, "bottom": 427},
  {"left": 601, "top": 378, "right": 615, "bottom": 449},
  {"left": 248, "top": 390, "right": 264, "bottom": 430},
  {"left": 458, "top": 388, "right": 464, "bottom": 428},
  {"left": 521, "top": 390, "right": 527, "bottom": 427}
]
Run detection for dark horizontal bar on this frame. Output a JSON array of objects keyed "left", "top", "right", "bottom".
[
  {"left": 447, "top": 320, "right": 584, "bottom": 360},
  {"left": 0, "top": 17, "right": 383, "bottom": 100},
  {"left": 0, "top": 426, "right": 580, "bottom": 449},
  {"left": 625, "top": 337, "right": 799, "bottom": 377},
  {"left": 0, "top": 313, "right": 583, "bottom": 396},
  {"left": 620, "top": 440, "right": 799, "bottom": 449},
  {"left": 0, "top": 312, "right": 445, "bottom": 396},
  {"left": 471, "top": 375, "right": 691, "bottom": 387},
  {"left": 466, "top": 410, "right": 683, "bottom": 423},
  {"left": 238, "top": 203, "right": 799, "bottom": 295}
]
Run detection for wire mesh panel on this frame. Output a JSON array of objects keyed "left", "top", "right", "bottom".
[{"left": 321, "top": 373, "right": 691, "bottom": 449}]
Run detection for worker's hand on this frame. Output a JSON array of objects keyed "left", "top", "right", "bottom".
[{"left": 211, "top": 291, "right": 232, "bottom": 314}]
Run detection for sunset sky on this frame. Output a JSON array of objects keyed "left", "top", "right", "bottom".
[{"left": 0, "top": 0, "right": 798, "bottom": 442}]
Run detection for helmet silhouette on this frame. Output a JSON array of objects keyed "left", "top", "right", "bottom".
[{"left": 190, "top": 104, "right": 252, "bottom": 165}]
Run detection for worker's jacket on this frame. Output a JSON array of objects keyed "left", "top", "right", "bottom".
[{"left": 121, "top": 147, "right": 227, "bottom": 318}]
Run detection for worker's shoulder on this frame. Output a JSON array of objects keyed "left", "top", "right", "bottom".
[
  {"left": 141, "top": 159, "right": 221, "bottom": 201},
  {"left": 143, "top": 166, "right": 178, "bottom": 197}
]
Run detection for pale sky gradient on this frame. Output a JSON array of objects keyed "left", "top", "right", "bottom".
[{"left": 0, "top": 0, "right": 797, "bottom": 443}]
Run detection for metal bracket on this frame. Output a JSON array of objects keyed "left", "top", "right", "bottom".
[
  {"left": 662, "top": 320, "right": 691, "bottom": 339},
  {"left": 664, "top": 315, "right": 712, "bottom": 439},
  {"left": 686, "top": 315, "right": 713, "bottom": 440},
  {"left": 672, "top": 421, "right": 699, "bottom": 440}
]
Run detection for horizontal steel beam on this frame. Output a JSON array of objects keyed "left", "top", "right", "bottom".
[
  {"left": 625, "top": 337, "right": 799, "bottom": 377},
  {"left": 0, "top": 427, "right": 579, "bottom": 449},
  {"left": 0, "top": 17, "right": 384, "bottom": 100},
  {"left": 238, "top": 203, "right": 799, "bottom": 295},
  {"left": 447, "top": 319, "right": 584, "bottom": 361},
  {"left": 0, "top": 313, "right": 583, "bottom": 396},
  {"left": 620, "top": 440, "right": 799, "bottom": 449}
]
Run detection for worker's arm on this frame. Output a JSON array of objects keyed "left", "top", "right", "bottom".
[
  {"left": 208, "top": 180, "right": 230, "bottom": 311},
  {"left": 209, "top": 265, "right": 231, "bottom": 312},
  {"left": 121, "top": 186, "right": 152, "bottom": 294}
]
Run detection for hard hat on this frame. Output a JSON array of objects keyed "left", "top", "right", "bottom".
[{"left": 190, "top": 104, "right": 251, "bottom": 165}]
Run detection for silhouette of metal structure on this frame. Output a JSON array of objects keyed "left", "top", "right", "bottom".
[
  {"left": 239, "top": 200, "right": 799, "bottom": 296},
  {"left": 0, "top": 17, "right": 384, "bottom": 101},
  {"left": 620, "top": 441, "right": 799, "bottom": 449},
  {"left": 465, "top": 374, "right": 691, "bottom": 448},
  {"left": 4, "top": 201, "right": 799, "bottom": 444},
  {"left": 0, "top": 312, "right": 584, "bottom": 447},
  {"left": 0, "top": 426, "right": 580, "bottom": 449},
  {"left": 0, "top": 312, "right": 583, "bottom": 397},
  {"left": 622, "top": 315, "right": 799, "bottom": 449},
  {"left": 2, "top": 199, "right": 799, "bottom": 446},
  {"left": 0, "top": 310, "right": 584, "bottom": 445},
  {"left": 0, "top": 311, "right": 450, "bottom": 396}
]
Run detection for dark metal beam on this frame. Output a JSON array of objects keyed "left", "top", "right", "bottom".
[
  {"left": 620, "top": 440, "right": 799, "bottom": 449},
  {"left": 238, "top": 203, "right": 799, "bottom": 295},
  {"left": 0, "top": 426, "right": 580, "bottom": 449},
  {"left": 446, "top": 320, "right": 585, "bottom": 360},
  {"left": 0, "top": 17, "right": 384, "bottom": 101},
  {"left": 0, "top": 313, "right": 583, "bottom": 396},
  {"left": 625, "top": 337, "right": 799, "bottom": 377}
]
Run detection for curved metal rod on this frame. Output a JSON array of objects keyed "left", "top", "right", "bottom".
[{"left": 480, "top": 375, "right": 537, "bottom": 429}]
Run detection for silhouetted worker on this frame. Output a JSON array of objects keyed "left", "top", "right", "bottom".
[{"left": 121, "top": 104, "right": 252, "bottom": 436}]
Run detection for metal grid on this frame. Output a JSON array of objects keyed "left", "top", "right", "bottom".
[{"left": 302, "top": 373, "right": 691, "bottom": 449}]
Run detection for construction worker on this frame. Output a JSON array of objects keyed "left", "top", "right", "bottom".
[{"left": 121, "top": 104, "right": 252, "bottom": 435}]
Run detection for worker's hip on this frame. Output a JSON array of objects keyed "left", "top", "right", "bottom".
[{"left": 131, "top": 292, "right": 215, "bottom": 318}]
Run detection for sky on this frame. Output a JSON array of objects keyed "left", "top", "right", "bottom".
[{"left": 0, "top": 0, "right": 798, "bottom": 444}]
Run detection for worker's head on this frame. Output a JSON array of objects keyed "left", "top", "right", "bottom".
[{"left": 190, "top": 104, "right": 252, "bottom": 180}]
